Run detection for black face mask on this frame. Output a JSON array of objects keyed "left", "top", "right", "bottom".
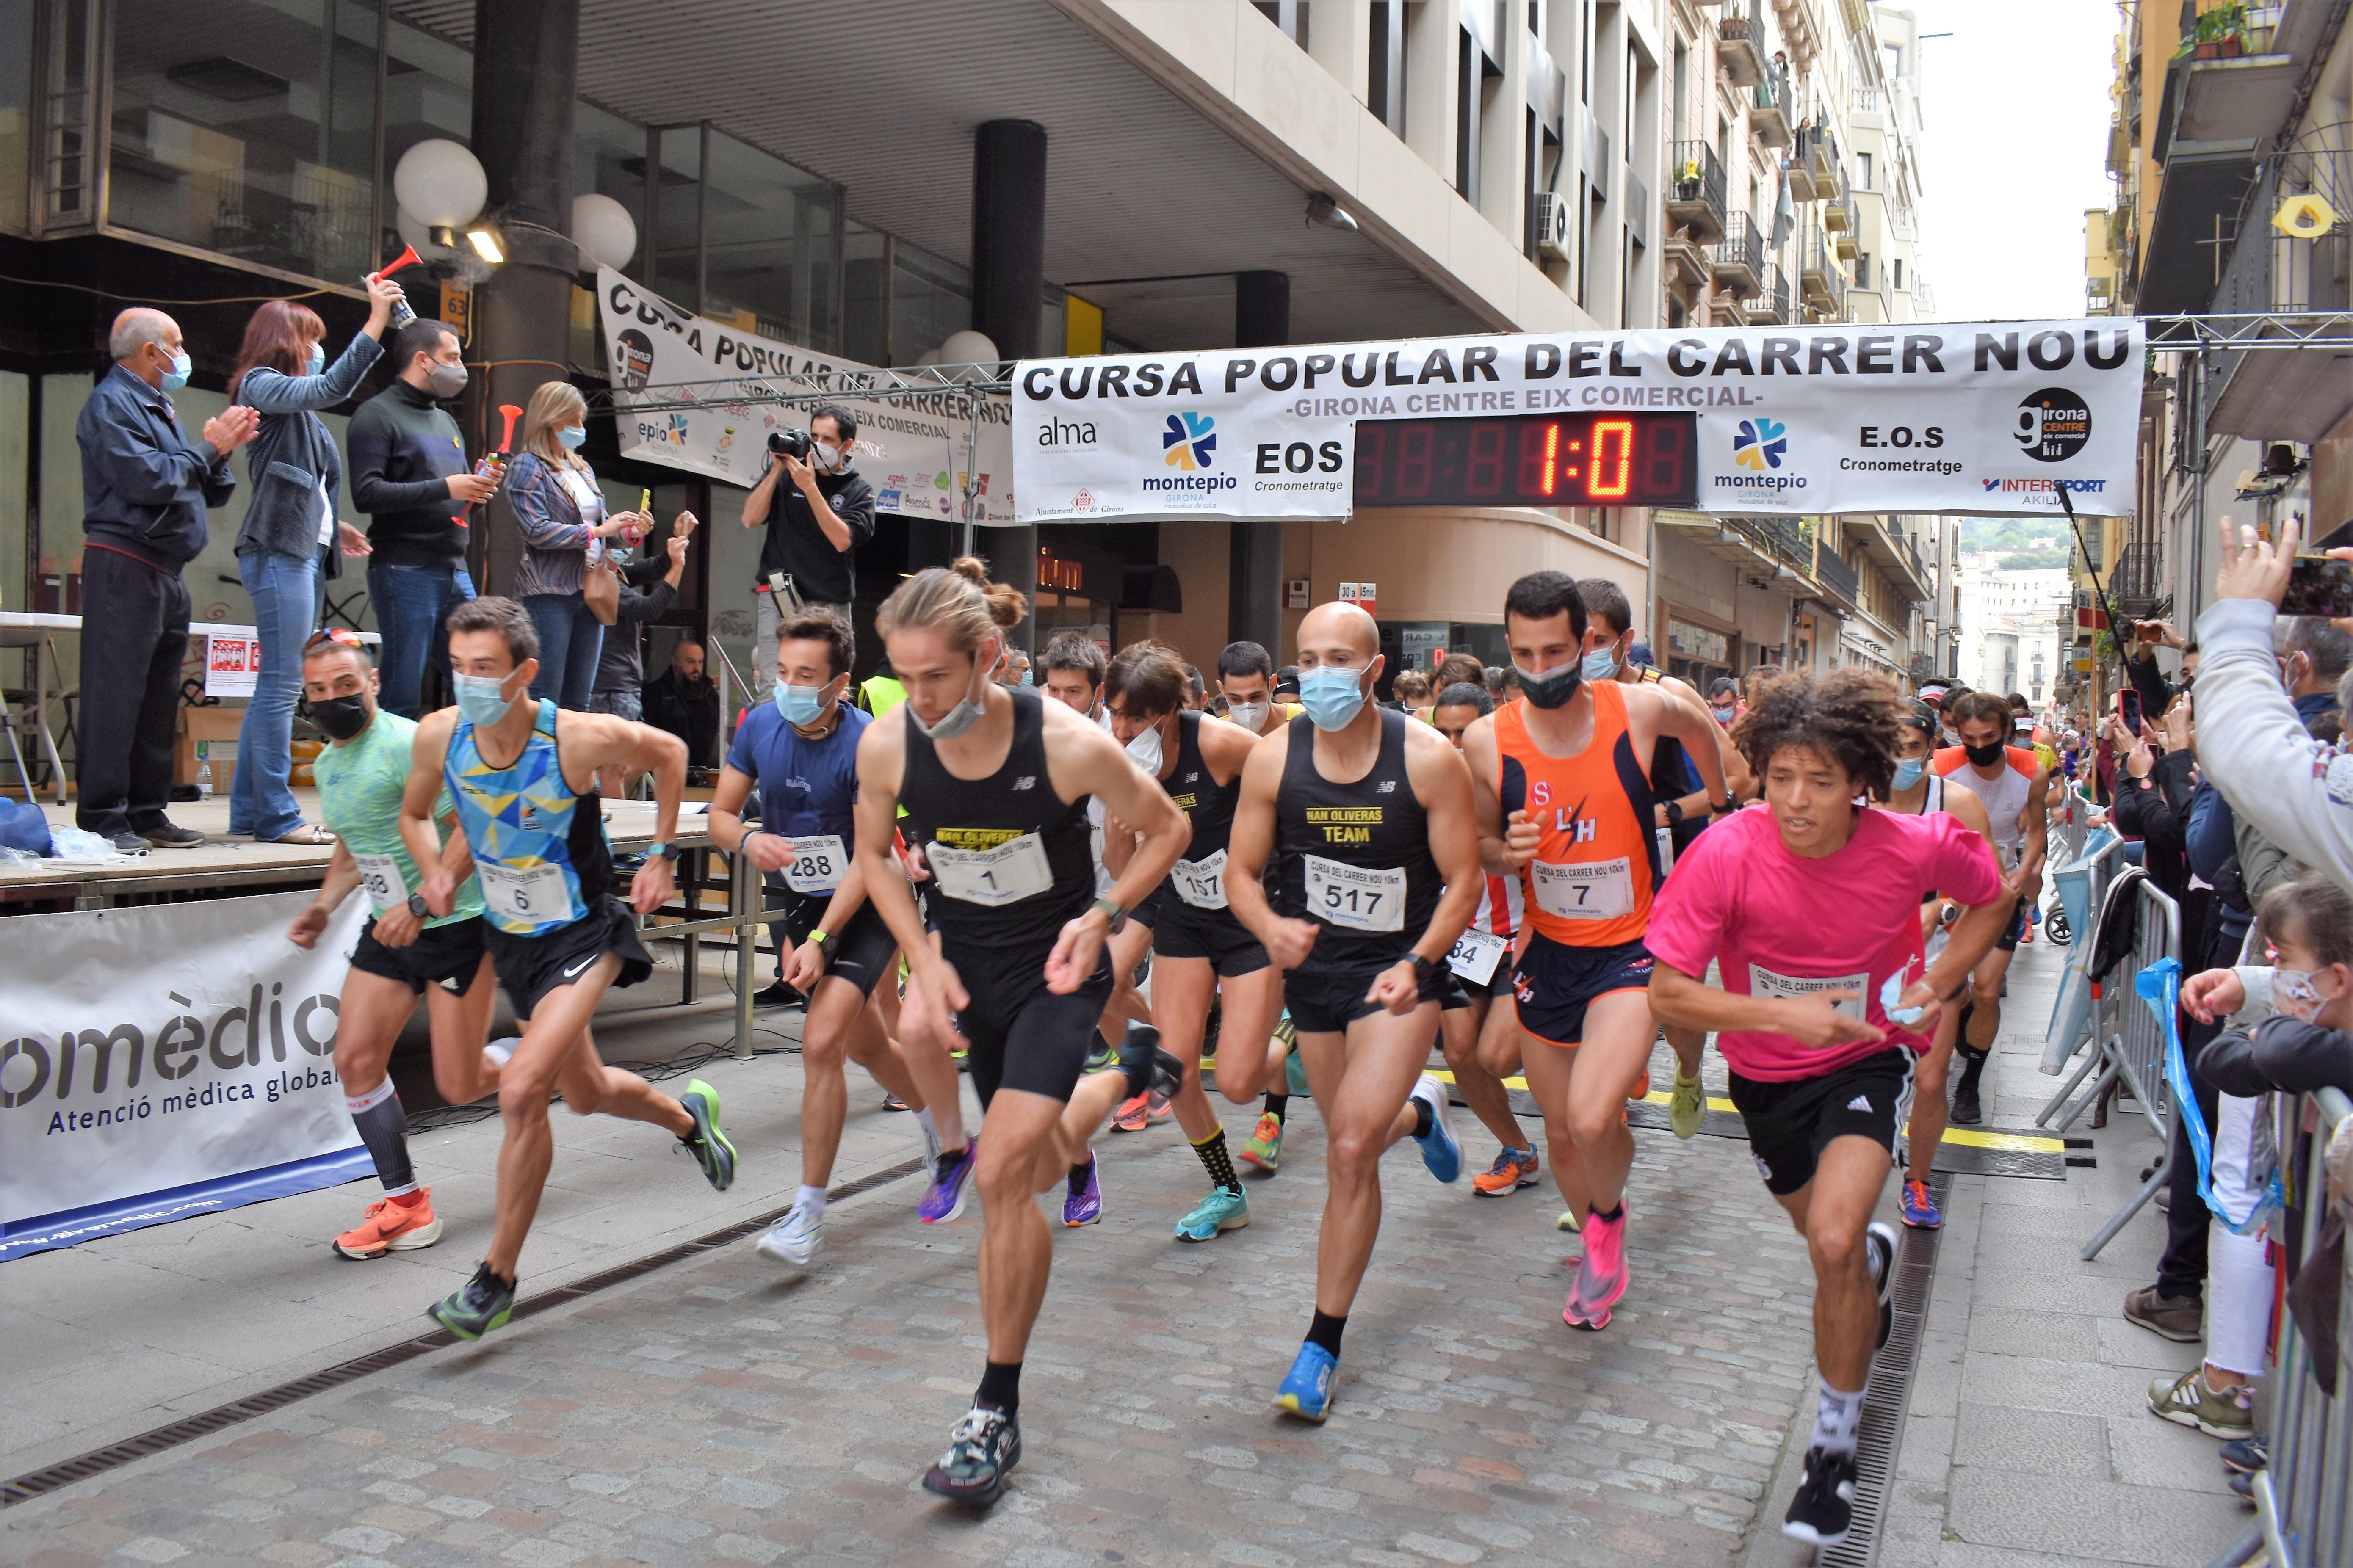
[
  {"left": 1515, "top": 662, "right": 1582, "bottom": 710},
  {"left": 309, "top": 693, "right": 371, "bottom": 742},
  {"left": 1963, "top": 740, "right": 2006, "bottom": 768}
]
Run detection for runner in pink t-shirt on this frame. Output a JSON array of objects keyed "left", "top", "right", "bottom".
[{"left": 1645, "top": 670, "right": 2007, "bottom": 1551}]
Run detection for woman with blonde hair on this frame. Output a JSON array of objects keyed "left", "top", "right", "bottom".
[{"left": 503, "top": 382, "right": 646, "bottom": 708}]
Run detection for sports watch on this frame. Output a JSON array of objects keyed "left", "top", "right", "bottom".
[
  {"left": 1662, "top": 799, "right": 1686, "bottom": 826},
  {"left": 647, "top": 841, "right": 682, "bottom": 862},
  {"left": 1091, "top": 896, "right": 1128, "bottom": 934},
  {"left": 406, "top": 892, "right": 430, "bottom": 919}
]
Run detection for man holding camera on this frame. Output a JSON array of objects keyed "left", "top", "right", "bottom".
[{"left": 740, "top": 404, "right": 874, "bottom": 702}]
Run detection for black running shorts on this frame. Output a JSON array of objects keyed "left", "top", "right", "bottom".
[
  {"left": 1284, "top": 960, "right": 1452, "bottom": 1034},
  {"left": 1728, "top": 1048, "right": 1916, "bottom": 1196},
  {"left": 771, "top": 889, "right": 899, "bottom": 1000},
  {"left": 348, "top": 914, "right": 488, "bottom": 997},
  {"left": 1509, "top": 933, "right": 1654, "bottom": 1048},
  {"left": 954, "top": 945, "right": 1115, "bottom": 1108},
  {"left": 1994, "top": 896, "right": 2028, "bottom": 953},
  {"left": 485, "top": 897, "right": 653, "bottom": 1019},
  {"left": 1150, "top": 901, "right": 1269, "bottom": 977}
]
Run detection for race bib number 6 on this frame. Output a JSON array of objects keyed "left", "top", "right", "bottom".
[
  {"left": 927, "top": 832, "right": 1054, "bottom": 906},
  {"left": 1305, "top": 855, "right": 1405, "bottom": 933},
  {"left": 476, "top": 861, "right": 577, "bottom": 925}
]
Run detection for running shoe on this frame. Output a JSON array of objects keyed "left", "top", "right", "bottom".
[
  {"left": 1949, "top": 1080, "right": 1982, "bottom": 1126},
  {"left": 1668, "top": 1068, "right": 1706, "bottom": 1140},
  {"left": 428, "top": 1261, "right": 516, "bottom": 1340},
  {"left": 1240, "top": 1111, "right": 1284, "bottom": 1172},
  {"left": 920, "top": 1140, "right": 979, "bottom": 1224},
  {"left": 950, "top": 1041, "right": 970, "bottom": 1071},
  {"left": 1564, "top": 1203, "right": 1629, "bottom": 1331},
  {"left": 1114, "top": 1025, "right": 1184, "bottom": 1104},
  {"left": 2149, "top": 1366, "right": 2255, "bottom": 1438},
  {"left": 1900, "top": 1176, "right": 1943, "bottom": 1230},
  {"left": 883, "top": 1092, "right": 912, "bottom": 1112},
  {"left": 2220, "top": 1436, "right": 2268, "bottom": 1475},
  {"left": 1112, "top": 1092, "right": 1152, "bottom": 1132},
  {"left": 1868, "top": 1221, "right": 1897, "bottom": 1350},
  {"left": 1145, "top": 1089, "right": 1173, "bottom": 1124},
  {"left": 1782, "top": 1444, "right": 1858, "bottom": 1547},
  {"left": 921, "top": 1406, "right": 1021, "bottom": 1506},
  {"left": 1084, "top": 1032, "right": 1115, "bottom": 1072},
  {"left": 1174, "top": 1185, "right": 1248, "bottom": 1242},
  {"left": 1274, "top": 1342, "right": 1338, "bottom": 1422},
  {"left": 677, "top": 1079, "right": 736, "bottom": 1191},
  {"left": 751, "top": 980, "right": 798, "bottom": 1010},
  {"left": 1063, "top": 1159, "right": 1103, "bottom": 1226},
  {"left": 755, "top": 1201, "right": 823, "bottom": 1267},
  {"left": 1472, "top": 1147, "right": 1540, "bottom": 1196},
  {"left": 1408, "top": 1074, "right": 1461, "bottom": 1183},
  {"left": 1556, "top": 1209, "right": 1582, "bottom": 1232},
  {"left": 332, "top": 1191, "right": 442, "bottom": 1259}
]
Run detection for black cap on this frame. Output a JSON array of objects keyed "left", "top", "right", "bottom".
[{"left": 1274, "top": 664, "right": 1301, "bottom": 696}]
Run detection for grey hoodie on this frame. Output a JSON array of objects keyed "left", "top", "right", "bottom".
[{"left": 2192, "top": 598, "right": 2353, "bottom": 892}]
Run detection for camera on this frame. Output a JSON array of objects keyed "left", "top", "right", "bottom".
[{"left": 767, "top": 427, "right": 813, "bottom": 461}]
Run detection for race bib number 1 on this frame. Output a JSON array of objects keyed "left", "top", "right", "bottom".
[
  {"left": 1748, "top": 966, "right": 1871, "bottom": 1023},
  {"left": 1305, "top": 855, "right": 1405, "bottom": 933},
  {"left": 476, "top": 861, "right": 577, "bottom": 925},
  {"left": 1171, "top": 848, "right": 1229, "bottom": 910},
  {"left": 1449, "top": 928, "right": 1509, "bottom": 985},
  {"left": 351, "top": 851, "right": 406, "bottom": 913},
  {"left": 928, "top": 832, "right": 1054, "bottom": 907},
  {"left": 784, "top": 834, "right": 847, "bottom": 894},
  {"left": 1530, "top": 856, "right": 1634, "bottom": 920}
]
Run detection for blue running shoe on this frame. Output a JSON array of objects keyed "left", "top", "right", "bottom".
[
  {"left": 1275, "top": 1342, "right": 1338, "bottom": 1422},
  {"left": 1175, "top": 1185, "right": 1248, "bottom": 1242},
  {"left": 1408, "top": 1074, "right": 1460, "bottom": 1183},
  {"left": 920, "top": 1140, "right": 979, "bottom": 1224},
  {"left": 1900, "top": 1176, "right": 1942, "bottom": 1229},
  {"left": 1063, "top": 1157, "right": 1102, "bottom": 1226}
]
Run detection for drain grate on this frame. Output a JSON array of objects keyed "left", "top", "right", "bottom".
[
  {"left": 1815, "top": 1173, "right": 1946, "bottom": 1568},
  {"left": 2, "top": 1155, "right": 928, "bottom": 1507}
]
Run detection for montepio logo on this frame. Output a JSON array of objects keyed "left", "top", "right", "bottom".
[
  {"left": 1734, "top": 417, "right": 1789, "bottom": 471},
  {"left": 2014, "top": 387, "right": 2091, "bottom": 464},
  {"left": 664, "top": 412, "right": 689, "bottom": 447},
  {"left": 1163, "top": 412, "right": 1217, "bottom": 471}
]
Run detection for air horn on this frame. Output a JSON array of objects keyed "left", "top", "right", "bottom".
[
  {"left": 373, "top": 243, "right": 423, "bottom": 329},
  {"left": 458, "top": 406, "right": 525, "bottom": 527}
]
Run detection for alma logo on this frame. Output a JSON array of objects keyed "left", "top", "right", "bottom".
[
  {"left": 1037, "top": 416, "right": 1098, "bottom": 447},
  {"left": 1734, "top": 418, "right": 1789, "bottom": 471},
  {"left": 1163, "top": 411, "right": 1217, "bottom": 471}
]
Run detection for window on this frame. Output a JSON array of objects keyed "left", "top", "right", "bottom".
[
  {"left": 0, "top": 0, "right": 31, "bottom": 233},
  {"left": 1855, "top": 251, "right": 1871, "bottom": 288},
  {"left": 1855, "top": 151, "right": 1871, "bottom": 190},
  {"left": 1893, "top": 257, "right": 1904, "bottom": 291}
]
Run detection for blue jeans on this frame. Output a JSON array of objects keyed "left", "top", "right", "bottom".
[
  {"left": 231, "top": 549, "right": 323, "bottom": 839},
  {"left": 369, "top": 561, "right": 477, "bottom": 718},
  {"left": 523, "top": 593, "right": 604, "bottom": 711}
]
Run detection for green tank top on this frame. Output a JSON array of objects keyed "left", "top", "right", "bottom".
[{"left": 312, "top": 709, "right": 485, "bottom": 926}]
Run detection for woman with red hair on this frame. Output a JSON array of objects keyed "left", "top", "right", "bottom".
[{"left": 224, "top": 272, "right": 403, "bottom": 843}]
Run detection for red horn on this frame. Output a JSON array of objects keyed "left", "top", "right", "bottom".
[
  {"left": 497, "top": 404, "right": 523, "bottom": 452},
  {"left": 379, "top": 243, "right": 423, "bottom": 277}
]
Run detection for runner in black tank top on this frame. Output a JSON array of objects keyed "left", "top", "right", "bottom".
[
  {"left": 1224, "top": 602, "right": 1485, "bottom": 1424},
  {"left": 852, "top": 562, "right": 1190, "bottom": 1507},
  {"left": 1103, "top": 644, "right": 1283, "bottom": 1245}
]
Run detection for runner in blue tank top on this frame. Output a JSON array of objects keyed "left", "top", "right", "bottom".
[{"left": 398, "top": 596, "right": 738, "bottom": 1341}]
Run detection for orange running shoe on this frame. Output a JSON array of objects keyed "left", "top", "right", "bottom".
[
  {"left": 1112, "top": 1092, "right": 1151, "bottom": 1132},
  {"left": 1472, "top": 1146, "right": 1541, "bottom": 1196},
  {"left": 332, "top": 1190, "right": 442, "bottom": 1259}
]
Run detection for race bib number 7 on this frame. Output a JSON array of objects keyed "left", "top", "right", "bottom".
[
  {"left": 1530, "top": 856, "right": 1634, "bottom": 920},
  {"left": 1305, "top": 855, "right": 1405, "bottom": 933},
  {"left": 928, "top": 832, "right": 1053, "bottom": 906}
]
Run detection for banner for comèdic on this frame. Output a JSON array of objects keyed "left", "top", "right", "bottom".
[
  {"left": 0, "top": 891, "right": 371, "bottom": 1260},
  {"left": 1010, "top": 318, "right": 2143, "bottom": 525}
]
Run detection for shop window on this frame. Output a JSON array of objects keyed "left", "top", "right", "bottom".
[
  {"left": 573, "top": 99, "right": 645, "bottom": 274},
  {"left": 108, "top": 0, "right": 380, "bottom": 280},
  {"left": 701, "top": 125, "right": 841, "bottom": 351},
  {"left": 0, "top": 0, "right": 30, "bottom": 234},
  {"left": 891, "top": 239, "right": 970, "bottom": 365}
]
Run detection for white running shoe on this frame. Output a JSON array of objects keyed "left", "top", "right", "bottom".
[{"left": 756, "top": 1202, "right": 824, "bottom": 1267}]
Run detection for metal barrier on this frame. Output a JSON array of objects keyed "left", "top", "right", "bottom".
[
  {"left": 2051, "top": 874, "right": 2180, "bottom": 1260},
  {"left": 2039, "top": 834, "right": 2125, "bottom": 1080},
  {"left": 2211, "top": 1087, "right": 2353, "bottom": 1568}
]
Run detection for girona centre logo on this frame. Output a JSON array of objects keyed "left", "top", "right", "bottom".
[
  {"left": 1733, "top": 417, "right": 1788, "bottom": 471},
  {"left": 1163, "top": 411, "right": 1217, "bottom": 471}
]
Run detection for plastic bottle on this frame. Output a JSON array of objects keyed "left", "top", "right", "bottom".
[{"left": 196, "top": 749, "right": 214, "bottom": 801}]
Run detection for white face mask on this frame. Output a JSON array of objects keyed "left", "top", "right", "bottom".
[
  {"left": 1125, "top": 722, "right": 1164, "bottom": 775},
  {"left": 1227, "top": 700, "right": 1269, "bottom": 731}
]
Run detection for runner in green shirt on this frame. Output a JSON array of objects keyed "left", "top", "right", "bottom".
[{"left": 285, "top": 630, "right": 501, "bottom": 1261}]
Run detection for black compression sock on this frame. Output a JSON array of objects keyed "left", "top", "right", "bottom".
[
  {"left": 1307, "top": 1309, "right": 1347, "bottom": 1359},
  {"left": 345, "top": 1080, "right": 416, "bottom": 1194},
  {"left": 1593, "top": 1202, "right": 1623, "bottom": 1223},
  {"left": 1411, "top": 1096, "right": 1435, "bottom": 1140},
  {"left": 976, "top": 1360, "right": 1021, "bottom": 1414},
  {"left": 1193, "top": 1129, "right": 1241, "bottom": 1191},
  {"left": 1263, "top": 1092, "right": 1289, "bottom": 1121},
  {"left": 1954, "top": 1044, "right": 1990, "bottom": 1092}
]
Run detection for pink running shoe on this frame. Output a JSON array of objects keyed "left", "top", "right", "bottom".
[{"left": 1563, "top": 1203, "right": 1629, "bottom": 1331}]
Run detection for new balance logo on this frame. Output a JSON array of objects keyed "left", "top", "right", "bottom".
[
  {"left": 1012, "top": 776, "right": 1036, "bottom": 790},
  {"left": 1846, "top": 1094, "right": 1872, "bottom": 1112},
  {"left": 1376, "top": 780, "right": 1396, "bottom": 793}
]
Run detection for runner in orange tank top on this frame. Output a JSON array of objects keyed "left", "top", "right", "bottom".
[{"left": 1463, "top": 572, "right": 1731, "bottom": 1333}]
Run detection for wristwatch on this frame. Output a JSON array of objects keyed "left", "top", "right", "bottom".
[
  {"left": 1662, "top": 799, "right": 1686, "bottom": 826},
  {"left": 406, "top": 892, "right": 430, "bottom": 919},
  {"left": 807, "top": 928, "right": 831, "bottom": 966},
  {"left": 1409, "top": 953, "right": 1439, "bottom": 989},
  {"left": 1708, "top": 795, "right": 1734, "bottom": 814},
  {"left": 1091, "top": 896, "right": 1128, "bottom": 934},
  {"left": 647, "top": 840, "right": 682, "bottom": 862}
]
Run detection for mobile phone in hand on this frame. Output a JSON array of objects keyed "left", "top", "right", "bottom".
[
  {"left": 2280, "top": 554, "right": 2353, "bottom": 619},
  {"left": 2117, "top": 688, "right": 2142, "bottom": 737}
]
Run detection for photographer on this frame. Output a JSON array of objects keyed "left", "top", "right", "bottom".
[{"left": 739, "top": 403, "right": 874, "bottom": 702}]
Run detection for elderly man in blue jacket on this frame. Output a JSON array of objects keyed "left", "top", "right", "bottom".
[{"left": 74, "top": 308, "right": 258, "bottom": 852}]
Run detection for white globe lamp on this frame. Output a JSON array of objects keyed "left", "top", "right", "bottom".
[
  {"left": 393, "top": 139, "right": 488, "bottom": 241},
  {"left": 394, "top": 207, "right": 463, "bottom": 265},
  {"left": 570, "top": 193, "right": 637, "bottom": 271},
  {"left": 937, "top": 329, "right": 1001, "bottom": 381}
]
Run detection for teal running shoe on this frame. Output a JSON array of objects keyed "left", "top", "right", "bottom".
[{"left": 1174, "top": 1185, "right": 1249, "bottom": 1243}]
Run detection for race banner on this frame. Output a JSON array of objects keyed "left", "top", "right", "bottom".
[
  {"left": 0, "top": 890, "right": 371, "bottom": 1261},
  {"left": 596, "top": 268, "right": 1016, "bottom": 523},
  {"left": 1011, "top": 319, "right": 2143, "bottom": 524}
]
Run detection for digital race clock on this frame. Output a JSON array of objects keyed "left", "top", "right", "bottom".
[{"left": 1351, "top": 411, "right": 1698, "bottom": 508}]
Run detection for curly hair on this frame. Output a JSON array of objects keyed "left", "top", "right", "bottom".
[{"left": 1730, "top": 668, "right": 1907, "bottom": 798}]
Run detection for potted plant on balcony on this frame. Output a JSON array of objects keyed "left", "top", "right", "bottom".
[
  {"left": 1676, "top": 157, "right": 1704, "bottom": 202},
  {"left": 2185, "top": 2, "right": 2248, "bottom": 59}
]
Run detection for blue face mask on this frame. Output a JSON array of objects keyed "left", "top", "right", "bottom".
[
  {"left": 1581, "top": 642, "right": 1621, "bottom": 682},
  {"left": 161, "top": 350, "right": 191, "bottom": 392},
  {"left": 452, "top": 672, "right": 517, "bottom": 728},
  {"left": 1298, "top": 665, "right": 1370, "bottom": 732},
  {"left": 774, "top": 682, "right": 831, "bottom": 726},
  {"left": 1891, "top": 756, "right": 1926, "bottom": 791},
  {"left": 306, "top": 342, "right": 326, "bottom": 377},
  {"left": 556, "top": 425, "right": 588, "bottom": 450}
]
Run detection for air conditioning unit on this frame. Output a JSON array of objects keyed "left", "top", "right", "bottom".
[{"left": 1534, "top": 191, "right": 1571, "bottom": 261}]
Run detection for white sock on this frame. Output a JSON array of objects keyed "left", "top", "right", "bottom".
[
  {"left": 1811, "top": 1378, "right": 1866, "bottom": 1457},
  {"left": 913, "top": 1106, "right": 937, "bottom": 1138},
  {"left": 483, "top": 1037, "right": 519, "bottom": 1068},
  {"left": 796, "top": 1184, "right": 828, "bottom": 1221}
]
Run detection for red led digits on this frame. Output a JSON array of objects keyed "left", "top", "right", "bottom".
[{"left": 1589, "top": 420, "right": 1634, "bottom": 499}]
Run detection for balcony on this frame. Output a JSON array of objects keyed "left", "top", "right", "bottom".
[
  {"left": 1748, "top": 261, "right": 1792, "bottom": 324},
  {"left": 1663, "top": 229, "right": 1712, "bottom": 288},
  {"left": 1853, "top": 516, "right": 1935, "bottom": 602},
  {"left": 1812, "top": 542, "right": 1863, "bottom": 608},
  {"left": 1719, "top": 0, "right": 1767, "bottom": 87},
  {"left": 2110, "top": 541, "right": 2166, "bottom": 615},
  {"left": 1712, "top": 212, "right": 1764, "bottom": 297},
  {"left": 1805, "top": 123, "right": 1840, "bottom": 188},
  {"left": 1656, "top": 514, "right": 1816, "bottom": 595},
  {"left": 1751, "top": 64, "right": 1793, "bottom": 148},
  {"left": 1800, "top": 225, "right": 1847, "bottom": 316},
  {"left": 1822, "top": 171, "right": 1853, "bottom": 232},
  {"left": 2204, "top": 140, "right": 2353, "bottom": 444},
  {"left": 1665, "top": 141, "right": 1728, "bottom": 244},
  {"left": 1784, "top": 147, "right": 1817, "bottom": 203}
]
